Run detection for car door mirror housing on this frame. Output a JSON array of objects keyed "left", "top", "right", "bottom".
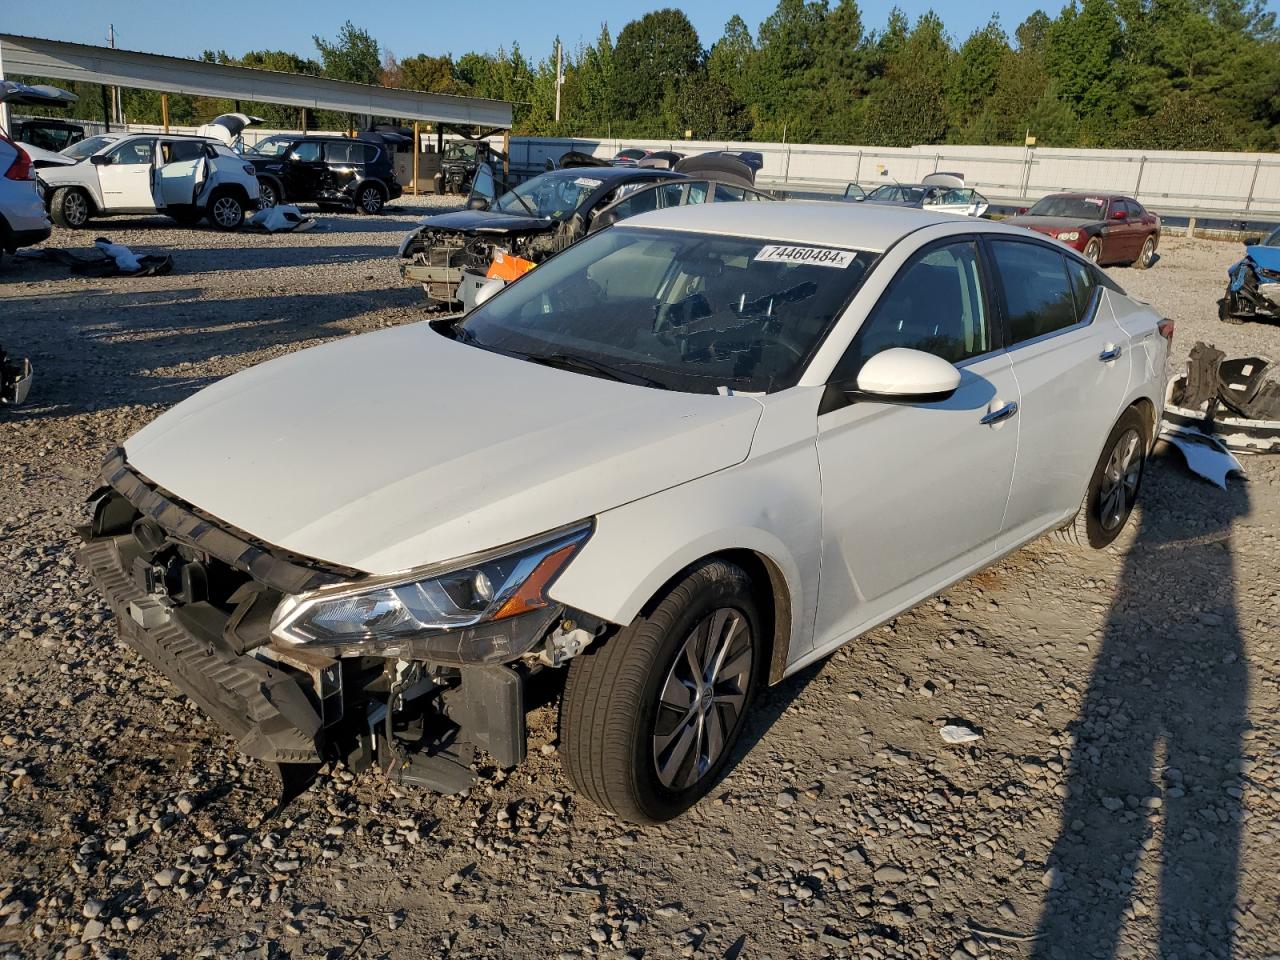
[
  {"left": 90, "top": 154, "right": 111, "bottom": 166},
  {"left": 472, "top": 277, "right": 505, "bottom": 309},
  {"left": 467, "top": 196, "right": 490, "bottom": 211},
  {"left": 851, "top": 348, "right": 962, "bottom": 401},
  {"left": 1111, "top": 209, "right": 1127, "bottom": 220}
]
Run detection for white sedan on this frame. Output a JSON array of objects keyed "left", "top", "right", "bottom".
[{"left": 78, "top": 202, "right": 1169, "bottom": 822}]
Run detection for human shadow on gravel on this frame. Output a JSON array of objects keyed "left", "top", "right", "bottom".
[
  {"left": 0, "top": 284, "right": 422, "bottom": 420},
  {"left": 1033, "top": 454, "right": 1249, "bottom": 959}
]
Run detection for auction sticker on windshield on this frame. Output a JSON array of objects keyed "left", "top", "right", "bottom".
[
  {"left": 574, "top": 178, "right": 603, "bottom": 188},
  {"left": 754, "top": 245, "right": 856, "bottom": 268}
]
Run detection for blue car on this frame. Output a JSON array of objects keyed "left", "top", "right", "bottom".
[{"left": 1221, "top": 226, "right": 1280, "bottom": 324}]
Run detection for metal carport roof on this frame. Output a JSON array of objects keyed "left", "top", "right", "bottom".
[{"left": 0, "top": 33, "right": 512, "bottom": 129}]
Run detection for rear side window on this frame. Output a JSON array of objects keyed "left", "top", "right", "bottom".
[
  {"left": 362, "top": 144, "right": 380, "bottom": 164},
  {"left": 161, "top": 140, "right": 204, "bottom": 164},
  {"left": 324, "top": 142, "right": 354, "bottom": 163},
  {"left": 989, "top": 240, "right": 1078, "bottom": 344}
]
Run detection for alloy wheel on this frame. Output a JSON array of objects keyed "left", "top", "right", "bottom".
[
  {"left": 1140, "top": 237, "right": 1155, "bottom": 266},
  {"left": 258, "top": 183, "right": 277, "bottom": 208},
  {"left": 1084, "top": 238, "right": 1102, "bottom": 263},
  {"left": 652, "top": 607, "right": 754, "bottom": 791},
  {"left": 1098, "top": 427, "right": 1142, "bottom": 531},
  {"left": 360, "top": 187, "right": 382, "bottom": 213},
  {"left": 212, "top": 196, "right": 241, "bottom": 228},
  {"left": 66, "top": 191, "right": 88, "bottom": 226}
]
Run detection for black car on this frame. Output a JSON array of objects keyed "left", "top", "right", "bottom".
[
  {"left": 12, "top": 118, "right": 85, "bottom": 152},
  {"left": 245, "top": 135, "right": 402, "bottom": 214},
  {"left": 400, "top": 155, "right": 768, "bottom": 309}
]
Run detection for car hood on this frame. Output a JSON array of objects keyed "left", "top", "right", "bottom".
[
  {"left": 123, "top": 324, "right": 764, "bottom": 576},
  {"left": 1007, "top": 216, "right": 1096, "bottom": 232},
  {"left": 415, "top": 209, "right": 556, "bottom": 234}
]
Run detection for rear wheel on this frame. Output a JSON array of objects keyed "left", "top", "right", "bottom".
[
  {"left": 1083, "top": 236, "right": 1102, "bottom": 263},
  {"left": 356, "top": 183, "right": 385, "bottom": 214},
  {"left": 561, "top": 559, "right": 762, "bottom": 823},
  {"left": 50, "top": 187, "right": 91, "bottom": 229},
  {"left": 206, "top": 191, "right": 245, "bottom": 230},
  {"left": 1056, "top": 407, "right": 1148, "bottom": 550},
  {"left": 1133, "top": 235, "right": 1156, "bottom": 269}
]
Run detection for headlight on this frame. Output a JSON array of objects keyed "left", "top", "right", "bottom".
[
  {"left": 1056, "top": 231, "right": 1080, "bottom": 242},
  {"left": 272, "top": 522, "right": 591, "bottom": 650}
]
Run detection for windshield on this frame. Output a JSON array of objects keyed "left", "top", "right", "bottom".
[
  {"left": 452, "top": 227, "right": 877, "bottom": 394},
  {"left": 61, "top": 135, "right": 114, "bottom": 160},
  {"left": 1028, "top": 195, "right": 1107, "bottom": 219},
  {"left": 445, "top": 142, "right": 478, "bottom": 161},
  {"left": 494, "top": 173, "right": 606, "bottom": 219},
  {"left": 247, "top": 136, "right": 296, "bottom": 157}
]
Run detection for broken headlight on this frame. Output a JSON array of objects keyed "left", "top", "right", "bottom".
[{"left": 272, "top": 522, "right": 591, "bottom": 648}]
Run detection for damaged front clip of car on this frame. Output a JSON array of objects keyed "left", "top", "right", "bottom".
[
  {"left": 77, "top": 449, "right": 610, "bottom": 800},
  {"left": 1219, "top": 226, "right": 1280, "bottom": 324}
]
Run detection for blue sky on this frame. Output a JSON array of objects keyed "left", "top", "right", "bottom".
[{"left": 6, "top": 0, "right": 1101, "bottom": 64}]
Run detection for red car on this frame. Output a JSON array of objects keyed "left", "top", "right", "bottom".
[{"left": 1007, "top": 193, "right": 1160, "bottom": 268}]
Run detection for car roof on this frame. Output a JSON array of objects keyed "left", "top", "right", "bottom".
[
  {"left": 620, "top": 200, "right": 1005, "bottom": 252},
  {"left": 545, "top": 165, "right": 670, "bottom": 182},
  {"left": 1043, "top": 191, "right": 1127, "bottom": 201}
]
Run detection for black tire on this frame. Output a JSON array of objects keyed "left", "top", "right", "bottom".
[
  {"left": 257, "top": 179, "right": 280, "bottom": 209},
  {"left": 561, "top": 559, "right": 763, "bottom": 823},
  {"left": 1133, "top": 235, "right": 1156, "bottom": 269},
  {"left": 50, "top": 187, "right": 91, "bottom": 229},
  {"left": 1083, "top": 236, "right": 1102, "bottom": 264},
  {"left": 1055, "top": 406, "right": 1148, "bottom": 551},
  {"left": 1218, "top": 297, "right": 1247, "bottom": 325},
  {"left": 206, "top": 190, "right": 245, "bottom": 230},
  {"left": 356, "top": 182, "right": 385, "bottom": 214}
]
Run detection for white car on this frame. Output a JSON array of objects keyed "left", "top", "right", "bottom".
[
  {"left": 78, "top": 202, "right": 1169, "bottom": 822},
  {"left": 39, "top": 132, "right": 260, "bottom": 230},
  {"left": 0, "top": 130, "right": 52, "bottom": 260}
]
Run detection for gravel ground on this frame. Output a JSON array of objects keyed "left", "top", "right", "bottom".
[{"left": 1, "top": 212, "right": 1278, "bottom": 960}]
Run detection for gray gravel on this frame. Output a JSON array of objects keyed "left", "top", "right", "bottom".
[{"left": 1, "top": 213, "right": 1278, "bottom": 959}]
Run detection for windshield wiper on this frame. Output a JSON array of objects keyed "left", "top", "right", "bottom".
[{"left": 522, "top": 352, "right": 665, "bottom": 388}]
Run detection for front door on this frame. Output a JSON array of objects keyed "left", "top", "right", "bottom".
[
  {"left": 984, "top": 237, "right": 1133, "bottom": 547},
  {"left": 97, "top": 138, "right": 158, "bottom": 211},
  {"left": 813, "top": 238, "right": 1020, "bottom": 653}
]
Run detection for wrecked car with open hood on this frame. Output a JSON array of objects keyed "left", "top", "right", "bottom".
[
  {"left": 398, "top": 153, "right": 767, "bottom": 310},
  {"left": 1219, "top": 227, "right": 1280, "bottom": 324}
]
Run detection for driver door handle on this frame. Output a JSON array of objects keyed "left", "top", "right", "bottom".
[
  {"left": 980, "top": 401, "right": 1018, "bottom": 425},
  {"left": 1099, "top": 345, "right": 1123, "bottom": 362}
]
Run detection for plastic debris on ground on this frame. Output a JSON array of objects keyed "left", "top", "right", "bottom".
[
  {"left": 246, "top": 204, "right": 321, "bottom": 233},
  {"left": 1158, "top": 424, "right": 1244, "bottom": 488},
  {"left": 1163, "top": 341, "right": 1280, "bottom": 454},
  {"left": 940, "top": 724, "right": 983, "bottom": 744}
]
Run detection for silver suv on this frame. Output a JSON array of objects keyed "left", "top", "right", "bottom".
[
  {"left": 0, "top": 130, "right": 52, "bottom": 262},
  {"left": 39, "top": 133, "right": 260, "bottom": 230}
]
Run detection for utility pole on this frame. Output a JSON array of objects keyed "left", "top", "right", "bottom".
[
  {"left": 554, "top": 40, "right": 563, "bottom": 125},
  {"left": 108, "top": 25, "right": 123, "bottom": 126}
]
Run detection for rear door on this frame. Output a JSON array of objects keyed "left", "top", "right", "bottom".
[
  {"left": 988, "top": 237, "right": 1132, "bottom": 547},
  {"left": 323, "top": 140, "right": 359, "bottom": 197},
  {"left": 282, "top": 140, "right": 325, "bottom": 199},
  {"left": 155, "top": 139, "right": 207, "bottom": 208},
  {"left": 97, "top": 138, "right": 158, "bottom": 211}
]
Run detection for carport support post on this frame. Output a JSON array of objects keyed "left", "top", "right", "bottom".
[
  {"left": 100, "top": 86, "right": 112, "bottom": 132},
  {"left": 161, "top": 94, "right": 169, "bottom": 133},
  {"left": 502, "top": 129, "right": 510, "bottom": 179},
  {"left": 0, "top": 39, "right": 8, "bottom": 134},
  {"left": 412, "top": 121, "right": 421, "bottom": 196}
]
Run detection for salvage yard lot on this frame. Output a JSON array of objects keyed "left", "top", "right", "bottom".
[{"left": 1, "top": 205, "right": 1279, "bottom": 959}]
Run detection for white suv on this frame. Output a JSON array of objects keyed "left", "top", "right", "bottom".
[
  {"left": 0, "top": 131, "right": 52, "bottom": 261},
  {"left": 39, "top": 133, "right": 260, "bottom": 230}
]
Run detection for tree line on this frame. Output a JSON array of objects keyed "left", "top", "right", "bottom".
[{"left": 14, "top": 1, "right": 1280, "bottom": 151}]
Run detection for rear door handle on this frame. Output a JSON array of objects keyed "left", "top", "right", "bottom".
[
  {"left": 980, "top": 401, "right": 1018, "bottom": 425},
  {"left": 1099, "top": 345, "right": 1123, "bottom": 362}
]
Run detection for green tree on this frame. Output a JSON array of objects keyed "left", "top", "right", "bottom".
[
  {"left": 862, "top": 11, "right": 952, "bottom": 145},
  {"left": 947, "top": 18, "right": 1010, "bottom": 131},
  {"left": 314, "top": 21, "right": 381, "bottom": 85},
  {"left": 610, "top": 9, "right": 703, "bottom": 133}
]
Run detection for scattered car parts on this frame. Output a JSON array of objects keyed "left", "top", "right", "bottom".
[
  {"left": 1163, "top": 341, "right": 1280, "bottom": 453},
  {"left": 0, "top": 343, "right": 33, "bottom": 406}
]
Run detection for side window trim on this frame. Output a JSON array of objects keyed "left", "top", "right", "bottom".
[{"left": 979, "top": 234, "right": 1097, "bottom": 355}]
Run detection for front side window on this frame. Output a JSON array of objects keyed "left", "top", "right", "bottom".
[
  {"left": 990, "top": 239, "right": 1078, "bottom": 345},
  {"left": 248, "top": 136, "right": 295, "bottom": 157},
  {"left": 107, "top": 139, "right": 155, "bottom": 165},
  {"left": 452, "top": 227, "right": 877, "bottom": 394},
  {"left": 832, "top": 240, "right": 991, "bottom": 382}
]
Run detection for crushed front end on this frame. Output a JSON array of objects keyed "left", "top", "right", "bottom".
[
  {"left": 78, "top": 449, "right": 604, "bottom": 798},
  {"left": 1221, "top": 253, "right": 1280, "bottom": 323}
]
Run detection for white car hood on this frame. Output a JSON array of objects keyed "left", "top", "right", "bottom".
[{"left": 124, "top": 324, "right": 763, "bottom": 576}]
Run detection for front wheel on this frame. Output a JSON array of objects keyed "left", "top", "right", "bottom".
[
  {"left": 1056, "top": 407, "right": 1148, "bottom": 550},
  {"left": 50, "top": 187, "right": 91, "bottom": 229},
  {"left": 1083, "top": 236, "right": 1102, "bottom": 263},
  {"left": 561, "top": 559, "right": 762, "bottom": 823},
  {"left": 356, "top": 183, "right": 385, "bottom": 214},
  {"left": 206, "top": 191, "right": 246, "bottom": 230}
]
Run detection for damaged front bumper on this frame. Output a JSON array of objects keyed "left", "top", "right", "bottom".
[{"left": 77, "top": 449, "right": 585, "bottom": 796}]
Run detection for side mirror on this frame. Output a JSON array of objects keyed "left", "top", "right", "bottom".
[
  {"left": 467, "top": 196, "right": 490, "bottom": 211},
  {"left": 851, "top": 348, "right": 961, "bottom": 402},
  {"left": 473, "top": 277, "right": 505, "bottom": 308},
  {"left": 1111, "top": 209, "right": 1128, "bottom": 220},
  {"left": 90, "top": 154, "right": 111, "bottom": 166}
]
